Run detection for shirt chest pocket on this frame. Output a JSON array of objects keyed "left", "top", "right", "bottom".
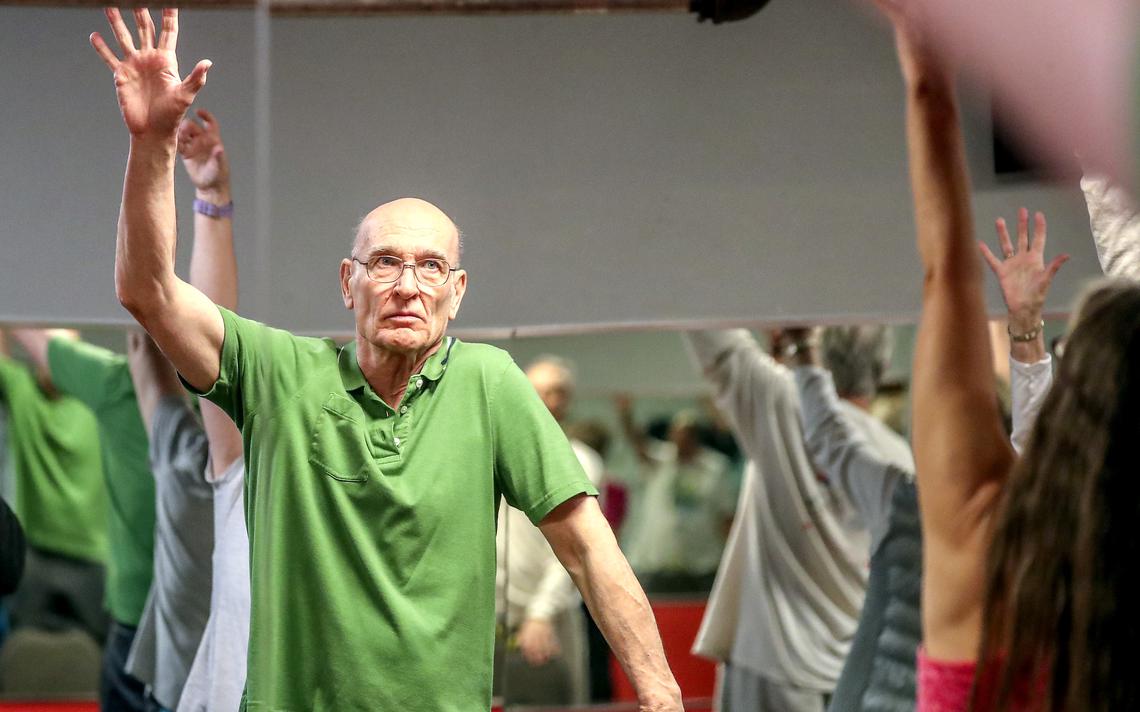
[{"left": 309, "top": 394, "right": 374, "bottom": 484}]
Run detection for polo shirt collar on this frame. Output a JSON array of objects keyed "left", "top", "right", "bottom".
[{"left": 338, "top": 337, "right": 456, "bottom": 392}]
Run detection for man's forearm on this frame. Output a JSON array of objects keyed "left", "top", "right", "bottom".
[
  {"left": 189, "top": 183, "right": 237, "bottom": 310},
  {"left": 546, "top": 498, "right": 681, "bottom": 710},
  {"left": 575, "top": 534, "right": 679, "bottom": 709},
  {"left": 116, "top": 136, "right": 181, "bottom": 321}
]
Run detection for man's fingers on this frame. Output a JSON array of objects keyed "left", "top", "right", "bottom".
[
  {"left": 104, "top": 8, "right": 137, "bottom": 54},
  {"left": 134, "top": 8, "right": 156, "bottom": 48},
  {"left": 157, "top": 8, "right": 178, "bottom": 50},
  {"left": 978, "top": 240, "right": 1003, "bottom": 274},
  {"left": 89, "top": 32, "right": 120, "bottom": 70},
  {"left": 1031, "top": 211, "right": 1047, "bottom": 253},
  {"left": 1016, "top": 206, "right": 1030, "bottom": 253},
  {"left": 181, "top": 59, "right": 212, "bottom": 94},
  {"left": 1045, "top": 253, "right": 1071, "bottom": 282},
  {"left": 995, "top": 217, "right": 1015, "bottom": 258}
]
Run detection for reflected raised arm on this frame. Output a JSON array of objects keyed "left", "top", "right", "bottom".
[
  {"left": 181, "top": 108, "right": 243, "bottom": 475},
  {"left": 91, "top": 8, "right": 225, "bottom": 393}
]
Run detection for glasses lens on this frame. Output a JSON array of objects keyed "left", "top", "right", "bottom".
[
  {"left": 368, "top": 255, "right": 404, "bottom": 282},
  {"left": 415, "top": 259, "right": 449, "bottom": 287}
]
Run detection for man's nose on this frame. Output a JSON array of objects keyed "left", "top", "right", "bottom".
[{"left": 393, "top": 264, "right": 420, "bottom": 298}]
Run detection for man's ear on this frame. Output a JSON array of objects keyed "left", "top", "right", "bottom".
[
  {"left": 448, "top": 270, "right": 468, "bottom": 320},
  {"left": 340, "top": 259, "right": 354, "bottom": 310}
]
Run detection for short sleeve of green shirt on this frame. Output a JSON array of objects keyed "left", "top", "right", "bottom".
[
  {"left": 188, "top": 306, "right": 315, "bottom": 431},
  {"left": 489, "top": 358, "right": 598, "bottom": 525},
  {"left": 47, "top": 338, "right": 128, "bottom": 411}
]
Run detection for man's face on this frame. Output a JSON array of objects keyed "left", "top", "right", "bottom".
[
  {"left": 340, "top": 199, "right": 467, "bottom": 357},
  {"left": 526, "top": 362, "right": 573, "bottom": 422}
]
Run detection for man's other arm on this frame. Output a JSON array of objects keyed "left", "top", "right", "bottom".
[{"left": 540, "top": 495, "right": 682, "bottom": 712}]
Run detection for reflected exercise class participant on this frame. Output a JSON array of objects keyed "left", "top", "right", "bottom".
[
  {"left": 168, "top": 108, "right": 249, "bottom": 712},
  {"left": 90, "top": 8, "right": 682, "bottom": 710},
  {"left": 681, "top": 324, "right": 912, "bottom": 712},
  {"left": 0, "top": 330, "right": 109, "bottom": 646},
  {"left": 9, "top": 323, "right": 159, "bottom": 712}
]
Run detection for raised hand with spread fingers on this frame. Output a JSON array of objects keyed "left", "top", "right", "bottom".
[
  {"left": 979, "top": 207, "right": 1070, "bottom": 362},
  {"left": 90, "top": 8, "right": 211, "bottom": 139},
  {"left": 88, "top": 7, "right": 227, "bottom": 398}
]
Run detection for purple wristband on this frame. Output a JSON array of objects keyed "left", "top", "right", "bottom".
[{"left": 193, "top": 198, "right": 234, "bottom": 219}]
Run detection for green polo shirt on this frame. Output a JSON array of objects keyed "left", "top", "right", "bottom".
[
  {"left": 48, "top": 338, "right": 157, "bottom": 626},
  {"left": 191, "top": 307, "right": 596, "bottom": 711},
  {"left": 0, "top": 356, "right": 107, "bottom": 564}
]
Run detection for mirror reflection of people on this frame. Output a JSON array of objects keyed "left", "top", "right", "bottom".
[
  {"left": 90, "top": 9, "right": 682, "bottom": 710},
  {"left": 0, "top": 330, "right": 110, "bottom": 649},
  {"left": 169, "top": 107, "right": 250, "bottom": 712},
  {"left": 494, "top": 356, "right": 603, "bottom": 706},
  {"left": 681, "top": 323, "right": 912, "bottom": 712},
  {"left": 616, "top": 397, "right": 736, "bottom": 595}
]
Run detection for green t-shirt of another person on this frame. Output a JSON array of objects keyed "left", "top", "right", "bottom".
[
  {"left": 0, "top": 356, "right": 108, "bottom": 564},
  {"left": 48, "top": 338, "right": 157, "bottom": 626},
  {"left": 190, "top": 307, "right": 597, "bottom": 712}
]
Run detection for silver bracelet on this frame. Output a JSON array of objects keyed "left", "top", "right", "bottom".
[{"left": 1008, "top": 319, "right": 1045, "bottom": 343}]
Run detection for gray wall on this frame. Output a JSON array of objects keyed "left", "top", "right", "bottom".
[{"left": 1, "top": 2, "right": 1100, "bottom": 334}]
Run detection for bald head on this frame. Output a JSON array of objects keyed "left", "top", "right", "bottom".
[
  {"left": 526, "top": 356, "right": 576, "bottom": 423},
  {"left": 353, "top": 198, "right": 463, "bottom": 264}
]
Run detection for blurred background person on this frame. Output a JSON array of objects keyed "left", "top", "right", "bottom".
[
  {"left": 616, "top": 396, "right": 735, "bottom": 595},
  {"left": 682, "top": 325, "right": 911, "bottom": 712},
  {"left": 0, "top": 329, "right": 109, "bottom": 647},
  {"left": 494, "top": 355, "right": 603, "bottom": 706},
  {"left": 8, "top": 322, "right": 159, "bottom": 712}
]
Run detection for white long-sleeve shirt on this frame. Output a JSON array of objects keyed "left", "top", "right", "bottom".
[
  {"left": 1081, "top": 174, "right": 1140, "bottom": 281},
  {"left": 1010, "top": 175, "right": 1140, "bottom": 446},
  {"left": 685, "top": 329, "right": 908, "bottom": 691}
]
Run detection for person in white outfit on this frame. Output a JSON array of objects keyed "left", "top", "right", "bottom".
[{"left": 494, "top": 356, "right": 604, "bottom": 705}]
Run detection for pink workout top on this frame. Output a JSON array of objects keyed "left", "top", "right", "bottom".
[
  {"left": 918, "top": 647, "right": 1045, "bottom": 712},
  {"left": 917, "top": 648, "right": 977, "bottom": 712}
]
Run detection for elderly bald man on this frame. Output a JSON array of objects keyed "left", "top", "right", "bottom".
[{"left": 90, "top": 8, "right": 681, "bottom": 711}]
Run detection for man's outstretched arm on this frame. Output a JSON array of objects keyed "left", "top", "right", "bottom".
[
  {"left": 180, "top": 108, "right": 243, "bottom": 474},
  {"left": 90, "top": 8, "right": 223, "bottom": 392},
  {"left": 540, "top": 495, "right": 682, "bottom": 712}
]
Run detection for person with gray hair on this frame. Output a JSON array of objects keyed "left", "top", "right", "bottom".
[{"left": 819, "top": 326, "right": 893, "bottom": 404}]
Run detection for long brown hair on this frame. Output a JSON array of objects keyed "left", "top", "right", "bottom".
[{"left": 976, "top": 280, "right": 1140, "bottom": 711}]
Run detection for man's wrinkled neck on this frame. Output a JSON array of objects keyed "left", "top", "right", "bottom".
[{"left": 356, "top": 333, "right": 444, "bottom": 408}]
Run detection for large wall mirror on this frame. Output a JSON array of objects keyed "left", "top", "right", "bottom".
[{"left": 0, "top": 0, "right": 1101, "bottom": 708}]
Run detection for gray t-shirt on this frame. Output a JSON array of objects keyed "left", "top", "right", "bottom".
[
  {"left": 127, "top": 396, "right": 215, "bottom": 709},
  {"left": 177, "top": 455, "right": 248, "bottom": 712}
]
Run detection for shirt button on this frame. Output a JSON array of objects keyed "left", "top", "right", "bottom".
[
  {"left": 415, "top": 379, "right": 423, "bottom": 388},
  {"left": 400, "top": 405, "right": 408, "bottom": 414},
  {"left": 393, "top": 437, "right": 401, "bottom": 447}
]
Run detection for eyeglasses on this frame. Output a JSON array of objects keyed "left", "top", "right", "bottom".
[{"left": 352, "top": 254, "right": 459, "bottom": 288}]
